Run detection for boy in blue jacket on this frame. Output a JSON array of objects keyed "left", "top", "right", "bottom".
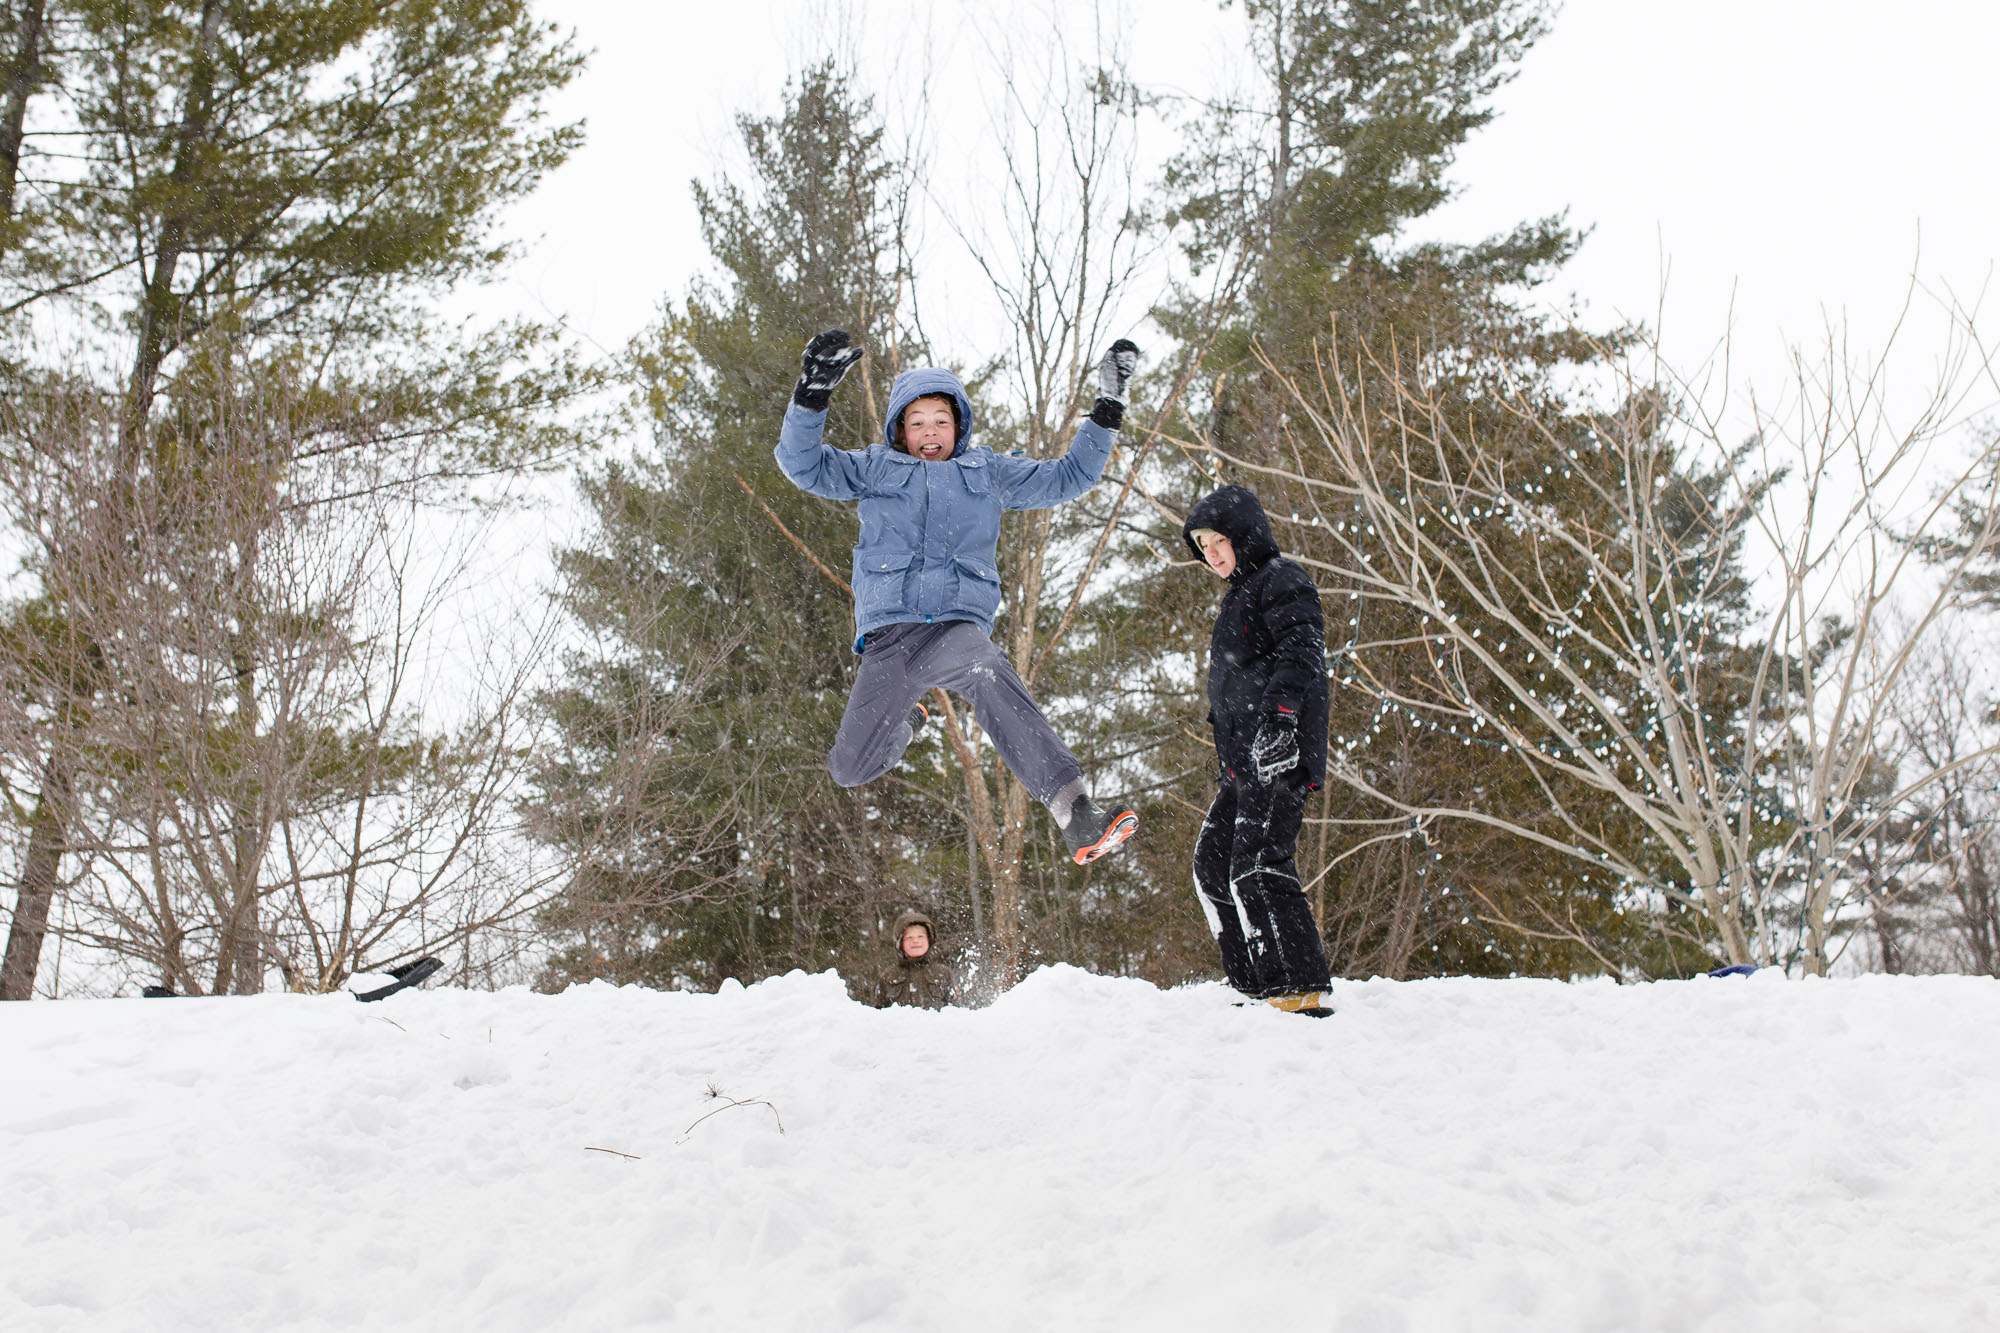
[{"left": 774, "top": 330, "right": 1140, "bottom": 865}]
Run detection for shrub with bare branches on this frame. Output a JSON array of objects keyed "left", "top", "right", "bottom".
[
  {"left": 1219, "top": 302, "right": 2000, "bottom": 975},
  {"left": 0, "top": 346, "right": 555, "bottom": 996}
]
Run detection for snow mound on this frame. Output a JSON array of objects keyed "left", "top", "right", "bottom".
[{"left": 5, "top": 968, "right": 1999, "bottom": 1331}]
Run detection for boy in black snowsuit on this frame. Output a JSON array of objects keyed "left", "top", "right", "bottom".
[{"left": 1182, "top": 485, "right": 1334, "bottom": 1015}]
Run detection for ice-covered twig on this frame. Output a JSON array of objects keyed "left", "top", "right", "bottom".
[{"left": 680, "top": 1087, "right": 785, "bottom": 1142}]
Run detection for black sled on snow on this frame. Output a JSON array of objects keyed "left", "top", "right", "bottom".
[
  {"left": 351, "top": 956, "right": 443, "bottom": 1002},
  {"left": 138, "top": 955, "right": 443, "bottom": 1001}
]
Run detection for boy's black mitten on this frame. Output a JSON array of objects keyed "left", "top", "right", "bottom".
[
  {"left": 1249, "top": 708, "right": 1300, "bottom": 783},
  {"left": 794, "top": 329, "right": 865, "bottom": 410},
  {"left": 1089, "top": 338, "right": 1140, "bottom": 429}
]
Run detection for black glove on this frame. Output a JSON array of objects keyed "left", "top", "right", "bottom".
[
  {"left": 1089, "top": 338, "right": 1139, "bottom": 429},
  {"left": 1249, "top": 709, "right": 1300, "bottom": 784},
  {"left": 794, "top": 329, "right": 865, "bottom": 411}
]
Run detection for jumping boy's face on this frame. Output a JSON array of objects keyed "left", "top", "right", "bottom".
[
  {"left": 1196, "top": 529, "right": 1236, "bottom": 578},
  {"left": 901, "top": 397, "right": 956, "bottom": 461},
  {"left": 900, "top": 924, "right": 931, "bottom": 958}
]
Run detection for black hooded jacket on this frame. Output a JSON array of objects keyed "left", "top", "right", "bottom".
[{"left": 1182, "top": 486, "right": 1329, "bottom": 787}]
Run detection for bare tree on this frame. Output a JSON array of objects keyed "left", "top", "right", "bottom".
[
  {"left": 1854, "top": 627, "right": 2000, "bottom": 974},
  {"left": 0, "top": 2, "right": 587, "bottom": 998},
  {"left": 907, "top": 7, "right": 1156, "bottom": 984},
  {"left": 520, "top": 577, "right": 784, "bottom": 990},
  {"left": 0, "top": 346, "right": 557, "bottom": 996},
  {"left": 1195, "top": 300, "right": 2000, "bottom": 975}
]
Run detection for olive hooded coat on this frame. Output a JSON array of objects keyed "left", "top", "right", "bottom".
[{"left": 856, "top": 911, "right": 957, "bottom": 1009}]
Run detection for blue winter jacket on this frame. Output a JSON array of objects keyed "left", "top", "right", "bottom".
[{"left": 775, "top": 366, "right": 1115, "bottom": 650}]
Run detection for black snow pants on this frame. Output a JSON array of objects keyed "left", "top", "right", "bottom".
[{"left": 1193, "top": 774, "right": 1332, "bottom": 998}]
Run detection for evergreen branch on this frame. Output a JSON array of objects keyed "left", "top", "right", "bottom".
[
  {"left": 731, "top": 470, "right": 851, "bottom": 595},
  {"left": 1028, "top": 345, "right": 1210, "bottom": 686}
]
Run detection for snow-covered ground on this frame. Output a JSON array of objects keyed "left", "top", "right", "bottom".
[{"left": 5, "top": 966, "right": 1997, "bottom": 1332}]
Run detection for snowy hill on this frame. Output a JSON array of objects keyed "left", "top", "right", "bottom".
[{"left": 5, "top": 967, "right": 1998, "bottom": 1332}]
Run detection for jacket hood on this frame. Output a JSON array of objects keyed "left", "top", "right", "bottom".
[
  {"left": 891, "top": 910, "right": 936, "bottom": 962},
  {"left": 883, "top": 368, "right": 975, "bottom": 457},
  {"left": 1183, "top": 484, "right": 1281, "bottom": 578}
]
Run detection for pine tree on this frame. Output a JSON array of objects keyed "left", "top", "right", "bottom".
[
  {"left": 526, "top": 62, "right": 967, "bottom": 991},
  {"left": 0, "top": 0, "right": 585, "bottom": 998},
  {"left": 1123, "top": 0, "right": 1737, "bottom": 979}
]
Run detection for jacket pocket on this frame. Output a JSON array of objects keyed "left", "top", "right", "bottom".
[
  {"left": 954, "top": 554, "right": 1002, "bottom": 621},
  {"left": 855, "top": 548, "right": 916, "bottom": 620},
  {"left": 957, "top": 456, "right": 992, "bottom": 494}
]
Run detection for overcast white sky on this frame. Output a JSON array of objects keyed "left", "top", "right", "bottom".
[{"left": 489, "top": 0, "right": 1999, "bottom": 429}]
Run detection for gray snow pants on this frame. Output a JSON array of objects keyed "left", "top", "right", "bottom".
[{"left": 827, "top": 619, "right": 1082, "bottom": 804}]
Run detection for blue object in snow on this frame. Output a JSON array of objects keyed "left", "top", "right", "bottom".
[{"left": 1705, "top": 963, "right": 1758, "bottom": 978}]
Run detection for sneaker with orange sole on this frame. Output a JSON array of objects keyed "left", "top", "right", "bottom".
[{"left": 1061, "top": 796, "right": 1138, "bottom": 865}]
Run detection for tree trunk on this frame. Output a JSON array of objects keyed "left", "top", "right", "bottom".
[
  {"left": 966, "top": 803, "right": 983, "bottom": 940},
  {"left": 1, "top": 756, "right": 68, "bottom": 1000},
  {"left": 1707, "top": 865, "right": 1755, "bottom": 968},
  {"left": 227, "top": 614, "right": 265, "bottom": 994},
  {"left": 124, "top": 0, "right": 226, "bottom": 434},
  {"left": 1964, "top": 841, "right": 1997, "bottom": 976},
  {"left": 0, "top": 0, "right": 48, "bottom": 250},
  {"left": 990, "top": 774, "right": 1030, "bottom": 983},
  {"left": 933, "top": 689, "right": 1008, "bottom": 978}
]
